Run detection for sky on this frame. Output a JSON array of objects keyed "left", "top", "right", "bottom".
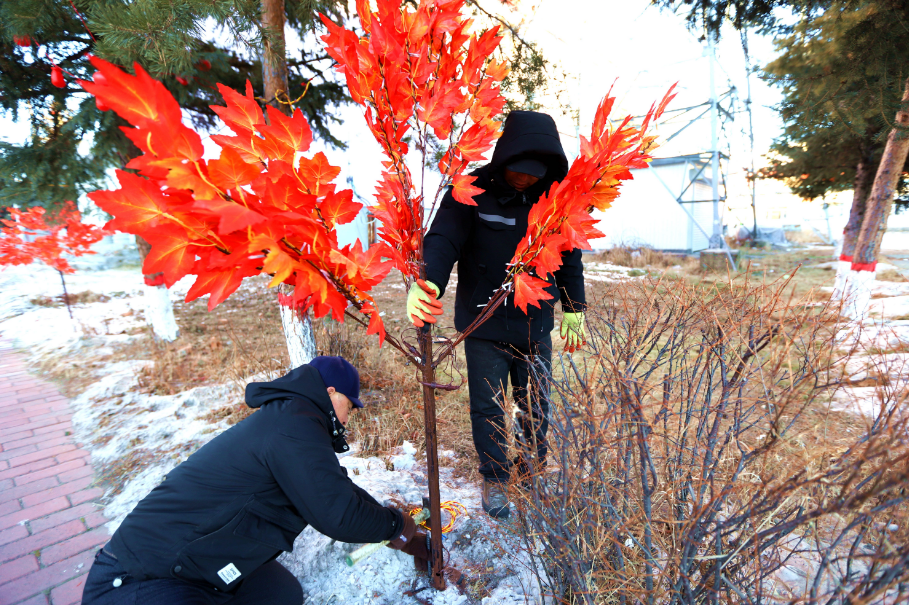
[{"left": 1, "top": 0, "right": 823, "bottom": 230}]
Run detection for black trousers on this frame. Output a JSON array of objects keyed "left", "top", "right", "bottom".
[
  {"left": 81, "top": 547, "right": 304, "bottom": 605},
  {"left": 464, "top": 335, "right": 552, "bottom": 483}
]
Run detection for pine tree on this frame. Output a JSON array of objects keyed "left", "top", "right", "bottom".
[{"left": 759, "top": 2, "right": 909, "bottom": 301}]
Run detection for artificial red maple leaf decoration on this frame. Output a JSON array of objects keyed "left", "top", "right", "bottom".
[
  {"left": 80, "top": 57, "right": 394, "bottom": 342},
  {"left": 507, "top": 85, "right": 678, "bottom": 313},
  {"left": 0, "top": 202, "right": 106, "bottom": 273},
  {"left": 321, "top": 0, "right": 508, "bottom": 281}
]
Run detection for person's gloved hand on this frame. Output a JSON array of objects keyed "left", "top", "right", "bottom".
[
  {"left": 387, "top": 510, "right": 416, "bottom": 550},
  {"left": 406, "top": 279, "right": 443, "bottom": 327},
  {"left": 560, "top": 311, "right": 586, "bottom": 353}
]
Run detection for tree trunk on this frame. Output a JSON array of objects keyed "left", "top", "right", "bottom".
[
  {"left": 832, "top": 147, "right": 875, "bottom": 301},
  {"left": 845, "top": 77, "right": 909, "bottom": 319},
  {"left": 261, "top": 0, "right": 317, "bottom": 368},
  {"left": 136, "top": 235, "right": 179, "bottom": 342}
]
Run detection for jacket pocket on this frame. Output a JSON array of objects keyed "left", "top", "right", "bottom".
[
  {"left": 234, "top": 499, "right": 305, "bottom": 551},
  {"left": 175, "top": 498, "right": 305, "bottom": 592}
]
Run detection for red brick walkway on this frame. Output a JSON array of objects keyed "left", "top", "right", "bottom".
[{"left": 0, "top": 340, "right": 108, "bottom": 605}]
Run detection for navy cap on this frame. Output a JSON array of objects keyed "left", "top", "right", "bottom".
[
  {"left": 506, "top": 158, "right": 548, "bottom": 178},
  {"left": 309, "top": 356, "right": 363, "bottom": 408}
]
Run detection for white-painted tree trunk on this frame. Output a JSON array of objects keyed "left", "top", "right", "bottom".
[
  {"left": 831, "top": 258, "right": 852, "bottom": 302},
  {"left": 842, "top": 267, "right": 876, "bottom": 320},
  {"left": 280, "top": 302, "right": 317, "bottom": 369},
  {"left": 144, "top": 283, "right": 179, "bottom": 342}
]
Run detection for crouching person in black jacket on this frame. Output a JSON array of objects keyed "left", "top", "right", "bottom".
[{"left": 82, "top": 356, "right": 428, "bottom": 605}]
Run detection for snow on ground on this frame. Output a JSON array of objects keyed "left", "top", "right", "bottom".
[
  {"left": 583, "top": 261, "right": 646, "bottom": 282},
  {"left": 0, "top": 263, "right": 548, "bottom": 604}
]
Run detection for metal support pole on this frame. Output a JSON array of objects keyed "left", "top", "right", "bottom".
[
  {"left": 708, "top": 34, "right": 724, "bottom": 249},
  {"left": 418, "top": 325, "right": 446, "bottom": 590}
]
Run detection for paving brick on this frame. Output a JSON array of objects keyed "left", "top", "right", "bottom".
[
  {"left": 82, "top": 512, "right": 108, "bottom": 530},
  {"left": 27, "top": 411, "right": 64, "bottom": 423},
  {"left": 0, "top": 497, "right": 70, "bottom": 531},
  {"left": 0, "top": 524, "right": 28, "bottom": 547},
  {"left": 0, "top": 476, "right": 59, "bottom": 506},
  {"left": 53, "top": 449, "right": 88, "bottom": 464},
  {"left": 0, "top": 460, "right": 7, "bottom": 471},
  {"left": 31, "top": 421, "right": 74, "bottom": 437},
  {"left": 0, "top": 519, "right": 84, "bottom": 564},
  {"left": 12, "top": 459, "right": 85, "bottom": 488},
  {"left": 9, "top": 595, "right": 49, "bottom": 605},
  {"left": 0, "top": 479, "right": 11, "bottom": 491},
  {"left": 0, "top": 500, "right": 20, "bottom": 518},
  {"left": 50, "top": 573, "right": 88, "bottom": 605},
  {"left": 3, "top": 431, "right": 69, "bottom": 456},
  {"left": 0, "top": 418, "right": 60, "bottom": 438},
  {"left": 0, "top": 428, "right": 33, "bottom": 445},
  {"left": 41, "top": 527, "right": 108, "bottom": 566},
  {"left": 12, "top": 393, "right": 50, "bottom": 404},
  {"left": 20, "top": 476, "right": 94, "bottom": 508},
  {"left": 0, "top": 456, "right": 57, "bottom": 482},
  {"left": 0, "top": 553, "right": 38, "bottom": 585},
  {"left": 0, "top": 444, "right": 38, "bottom": 463},
  {"left": 7, "top": 445, "right": 76, "bottom": 469},
  {"left": 68, "top": 487, "right": 103, "bottom": 507},
  {"left": 0, "top": 548, "right": 94, "bottom": 605},
  {"left": 28, "top": 502, "right": 99, "bottom": 534},
  {"left": 56, "top": 464, "right": 94, "bottom": 484}
]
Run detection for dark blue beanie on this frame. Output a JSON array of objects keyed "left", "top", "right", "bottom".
[{"left": 309, "top": 356, "right": 363, "bottom": 408}]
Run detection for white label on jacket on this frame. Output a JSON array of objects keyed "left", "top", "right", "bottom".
[{"left": 218, "top": 563, "right": 242, "bottom": 584}]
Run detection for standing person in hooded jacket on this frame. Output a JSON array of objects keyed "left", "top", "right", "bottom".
[
  {"left": 81, "top": 356, "right": 429, "bottom": 605},
  {"left": 407, "top": 110, "right": 586, "bottom": 520}
]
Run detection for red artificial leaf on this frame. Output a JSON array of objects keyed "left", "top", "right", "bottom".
[
  {"left": 451, "top": 174, "right": 483, "bottom": 206},
  {"left": 512, "top": 273, "right": 554, "bottom": 314},
  {"left": 257, "top": 106, "right": 313, "bottom": 161},
  {"left": 319, "top": 189, "right": 362, "bottom": 228},
  {"left": 147, "top": 158, "right": 221, "bottom": 199},
  {"left": 193, "top": 198, "right": 266, "bottom": 235},
  {"left": 366, "top": 307, "right": 386, "bottom": 345},
  {"left": 185, "top": 266, "right": 248, "bottom": 310},
  {"left": 51, "top": 65, "right": 65, "bottom": 88},
  {"left": 88, "top": 170, "right": 170, "bottom": 234},
  {"left": 211, "top": 81, "right": 264, "bottom": 135},
  {"left": 207, "top": 147, "right": 262, "bottom": 192},
  {"left": 142, "top": 232, "right": 198, "bottom": 287},
  {"left": 297, "top": 152, "right": 341, "bottom": 194}
]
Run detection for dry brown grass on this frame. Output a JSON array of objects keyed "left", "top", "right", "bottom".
[{"left": 588, "top": 245, "right": 700, "bottom": 272}]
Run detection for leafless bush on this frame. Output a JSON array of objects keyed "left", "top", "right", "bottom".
[{"left": 510, "top": 276, "right": 909, "bottom": 604}]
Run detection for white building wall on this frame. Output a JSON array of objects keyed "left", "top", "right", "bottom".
[{"left": 588, "top": 163, "right": 714, "bottom": 252}]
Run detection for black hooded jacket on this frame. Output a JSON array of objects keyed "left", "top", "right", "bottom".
[
  {"left": 106, "top": 365, "right": 402, "bottom": 593},
  {"left": 424, "top": 111, "right": 586, "bottom": 344}
]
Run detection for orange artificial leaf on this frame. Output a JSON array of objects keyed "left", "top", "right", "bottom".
[
  {"left": 319, "top": 189, "right": 362, "bottom": 228},
  {"left": 451, "top": 174, "right": 483, "bottom": 206},
  {"left": 512, "top": 272, "right": 554, "bottom": 314},
  {"left": 147, "top": 158, "right": 221, "bottom": 199},
  {"left": 261, "top": 245, "right": 297, "bottom": 288},
  {"left": 192, "top": 198, "right": 266, "bottom": 235},
  {"left": 257, "top": 106, "right": 313, "bottom": 160},
  {"left": 212, "top": 81, "right": 264, "bottom": 135},
  {"left": 207, "top": 147, "right": 262, "bottom": 192},
  {"left": 297, "top": 152, "right": 341, "bottom": 194}
]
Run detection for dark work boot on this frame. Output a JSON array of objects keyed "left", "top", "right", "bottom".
[{"left": 482, "top": 478, "right": 510, "bottom": 519}]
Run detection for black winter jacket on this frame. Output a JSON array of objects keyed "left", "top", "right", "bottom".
[
  {"left": 424, "top": 110, "right": 586, "bottom": 344},
  {"left": 107, "top": 366, "right": 402, "bottom": 593}
]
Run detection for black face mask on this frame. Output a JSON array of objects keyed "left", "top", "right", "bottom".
[{"left": 328, "top": 409, "right": 351, "bottom": 454}]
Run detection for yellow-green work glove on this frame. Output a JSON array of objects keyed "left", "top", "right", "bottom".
[
  {"left": 406, "top": 279, "right": 443, "bottom": 327},
  {"left": 560, "top": 312, "right": 586, "bottom": 353}
]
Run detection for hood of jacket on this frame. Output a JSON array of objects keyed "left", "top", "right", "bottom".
[
  {"left": 245, "top": 365, "right": 350, "bottom": 453},
  {"left": 476, "top": 110, "right": 568, "bottom": 201}
]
